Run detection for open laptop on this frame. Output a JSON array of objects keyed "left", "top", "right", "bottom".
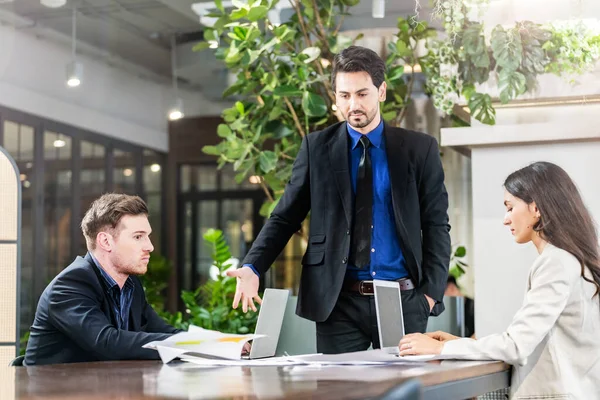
[
  {"left": 373, "top": 280, "right": 406, "bottom": 354},
  {"left": 245, "top": 288, "right": 289, "bottom": 359}
]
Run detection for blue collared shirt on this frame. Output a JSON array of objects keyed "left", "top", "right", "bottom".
[
  {"left": 345, "top": 120, "right": 408, "bottom": 281},
  {"left": 90, "top": 253, "right": 135, "bottom": 330}
]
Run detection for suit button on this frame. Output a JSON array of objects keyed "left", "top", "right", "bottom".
[
  {"left": 342, "top": 257, "right": 348, "bottom": 264},
  {"left": 346, "top": 230, "right": 350, "bottom": 235}
]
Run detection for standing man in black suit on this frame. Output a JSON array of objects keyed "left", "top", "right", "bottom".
[
  {"left": 25, "top": 194, "right": 181, "bottom": 365},
  {"left": 227, "top": 45, "right": 451, "bottom": 354}
]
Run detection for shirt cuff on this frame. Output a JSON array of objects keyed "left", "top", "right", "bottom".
[{"left": 243, "top": 264, "right": 260, "bottom": 277}]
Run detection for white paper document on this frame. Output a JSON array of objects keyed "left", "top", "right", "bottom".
[
  {"left": 143, "top": 325, "right": 263, "bottom": 363},
  {"left": 176, "top": 349, "right": 435, "bottom": 367},
  {"left": 290, "top": 349, "right": 434, "bottom": 365},
  {"left": 145, "top": 327, "right": 447, "bottom": 366}
]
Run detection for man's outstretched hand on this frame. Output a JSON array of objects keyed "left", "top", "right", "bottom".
[{"left": 226, "top": 266, "right": 262, "bottom": 312}]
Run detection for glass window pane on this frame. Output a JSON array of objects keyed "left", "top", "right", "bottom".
[
  {"left": 43, "top": 131, "right": 71, "bottom": 161},
  {"left": 114, "top": 149, "right": 136, "bottom": 194},
  {"left": 3, "top": 121, "right": 19, "bottom": 156},
  {"left": 196, "top": 201, "right": 218, "bottom": 286},
  {"left": 4, "top": 120, "right": 36, "bottom": 336},
  {"left": 195, "top": 165, "right": 217, "bottom": 191},
  {"left": 221, "top": 199, "right": 253, "bottom": 260},
  {"left": 44, "top": 131, "right": 72, "bottom": 279},
  {"left": 221, "top": 163, "right": 260, "bottom": 190},
  {"left": 271, "top": 220, "right": 308, "bottom": 293},
  {"left": 147, "top": 194, "right": 161, "bottom": 255},
  {"left": 143, "top": 150, "right": 163, "bottom": 255},
  {"left": 80, "top": 140, "right": 105, "bottom": 254},
  {"left": 143, "top": 151, "right": 162, "bottom": 193},
  {"left": 183, "top": 202, "right": 192, "bottom": 291},
  {"left": 180, "top": 165, "right": 191, "bottom": 193}
]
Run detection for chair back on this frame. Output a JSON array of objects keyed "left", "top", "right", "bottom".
[
  {"left": 8, "top": 355, "right": 24, "bottom": 367},
  {"left": 426, "top": 296, "right": 465, "bottom": 337},
  {"left": 377, "top": 379, "right": 422, "bottom": 400}
]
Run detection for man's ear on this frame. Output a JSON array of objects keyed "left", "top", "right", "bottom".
[
  {"left": 378, "top": 81, "right": 387, "bottom": 102},
  {"left": 96, "top": 231, "right": 112, "bottom": 252}
]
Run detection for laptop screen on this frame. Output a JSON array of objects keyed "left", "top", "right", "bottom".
[
  {"left": 374, "top": 281, "right": 406, "bottom": 349},
  {"left": 249, "top": 288, "right": 289, "bottom": 359}
]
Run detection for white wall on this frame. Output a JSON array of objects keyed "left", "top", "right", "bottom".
[
  {"left": 0, "top": 24, "right": 229, "bottom": 151},
  {"left": 470, "top": 140, "right": 600, "bottom": 336}
]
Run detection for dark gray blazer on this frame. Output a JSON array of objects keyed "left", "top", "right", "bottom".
[
  {"left": 24, "top": 253, "right": 180, "bottom": 365},
  {"left": 242, "top": 122, "right": 451, "bottom": 322}
]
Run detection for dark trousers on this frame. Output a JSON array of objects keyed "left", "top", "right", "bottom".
[{"left": 316, "top": 288, "right": 430, "bottom": 354}]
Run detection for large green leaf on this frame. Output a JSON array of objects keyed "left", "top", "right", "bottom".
[
  {"left": 274, "top": 85, "right": 303, "bottom": 96},
  {"left": 230, "top": 8, "right": 248, "bottom": 20},
  {"left": 463, "top": 23, "right": 490, "bottom": 69},
  {"left": 454, "top": 246, "right": 466, "bottom": 258},
  {"left": 265, "top": 120, "right": 294, "bottom": 138},
  {"left": 498, "top": 69, "right": 526, "bottom": 103},
  {"left": 519, "top": 22, "right": 551, "bottom": 74},
  {"left": 300, "top": 47, "right": 321, "bottom": 64},
  {"left": 301, "top": 91, "right": 328, "bottom": 117},
  {"left": 192, "top": 42, "right": 210, "bottom": 52},
  {"left": 491, "top": 26, "right": 523, "bottom": 71},
  {"left": 247, "top": 6, "right": 269, "bottom": 22},
  {"left": 202, "top": 145, "right": 220, "bottom": 156},
  {"left": 387, "top": 65, "right": 405, "bottom": 82},
  {"left": 217, "top": 124, "right": 232, "bottom": 138},
  {"left": 468, "top": 93, "right": 496, "bottom": 125},
  {"left": 259, "top": 151, "right": 278, "bottom": 173},
  {"left": 395, "top": 40, "right": 412, "bottom": 58}
]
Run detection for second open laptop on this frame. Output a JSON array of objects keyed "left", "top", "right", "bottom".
[
  {"left": 245, "top": 288, "right": 290, "bottom": 359},
  {"left": 373, "top": 280, "right": 406, "bottom": 354}
]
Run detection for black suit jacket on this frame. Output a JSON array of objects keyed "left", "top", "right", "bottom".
[
  {"left": 24, "top": 253, "right": 181, "bottom": 365},
  {"left": 243, "top": 122, "right": 451, "bottom": 322}
]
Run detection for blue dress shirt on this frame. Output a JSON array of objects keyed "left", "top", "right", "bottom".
[
  {"left": 90, "top": 253, "right": 135, "bottom": 330},
  {"left": 345, "top": 120, "right": 408, "bottom": 281},
  {"left": 244, "top": 119, "right": 408, "bottom": 282}
]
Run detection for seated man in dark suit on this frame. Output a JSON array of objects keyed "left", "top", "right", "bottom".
[{"left": 25, "top": 193, "right": 181, "bottom": 365}]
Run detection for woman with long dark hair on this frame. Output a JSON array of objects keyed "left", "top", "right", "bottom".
[{"left": 399, "top": 162, "right": 600, "bottom": 399}]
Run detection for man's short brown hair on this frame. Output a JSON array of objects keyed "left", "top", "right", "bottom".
[{"left": 81, "top": 193, "right": 149, "bottom": 251}]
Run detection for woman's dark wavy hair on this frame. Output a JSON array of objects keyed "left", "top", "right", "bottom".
[{"left": 504, "top": 161, "right": 600, "bottom": 297}]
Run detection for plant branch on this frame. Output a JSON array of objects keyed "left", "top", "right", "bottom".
[
  {"left": 396, "top": 69, "right": 415, "bottom": 126},
  {"left": 333, "top": 14, "right": 345, "bottom": 36},
  {"left": 311, "top": 0, "right": 328, "bottom": 42},
  {"left": 283, "top": 96, "right": 306, "bottom": 138},
  {"left": 312, "top": 60, "right": 336, "bottom": 103},
  {"left": 259, "top": 181, "right": 274, "bottom": 202},
  {"left": 289, "top": 0, "right": 312, "bottom": 48}
]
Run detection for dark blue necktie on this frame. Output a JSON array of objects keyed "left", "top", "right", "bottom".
[{"left": 349, "top": 136, "right": 372, "bottom": 268}]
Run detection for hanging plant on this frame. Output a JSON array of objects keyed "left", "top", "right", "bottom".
[
  {"left": 421, "top": 2, "right": 600, "bottom": 125},
  {"left": 544, "top": 21, "right": 600, "bottom": 78}
]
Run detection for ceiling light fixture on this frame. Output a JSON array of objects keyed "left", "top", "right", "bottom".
[
  {"left": 66, "top": 4, "right": 82, "bottom": 88},
  {"left": 53, "top": 139, "right": 66, "bottom": 148},
  {"left": 41, "top": 0, "right": 66, "bottom": 7},
  {"left": 372, "top": 0, "right": 385, "bottom": 18},
  {"left": 150, "top": 164, "right": 161, "bottom": 172}
]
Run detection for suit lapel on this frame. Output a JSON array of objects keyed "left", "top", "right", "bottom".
[
  {"left": 384, "top": 124, "right": 409, "bottom": 214},
  {"left": 329, "top": 123, "right": 353, "bottom": 228}
]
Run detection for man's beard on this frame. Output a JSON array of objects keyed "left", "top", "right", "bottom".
[{"left": 347, "top": 111, "right": 374, "bottom": 129}]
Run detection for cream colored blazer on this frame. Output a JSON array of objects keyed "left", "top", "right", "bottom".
[{"left": 442, "top": 243, "right": 600, "bottom": 399}]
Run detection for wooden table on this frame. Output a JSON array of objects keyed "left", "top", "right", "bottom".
[{"left": 8, "top": 359, "right": 510, "bottom": 399}]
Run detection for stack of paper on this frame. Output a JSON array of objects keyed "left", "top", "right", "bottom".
[{"left": 143, "top": 325, "right": 263, "bottom": 363}]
